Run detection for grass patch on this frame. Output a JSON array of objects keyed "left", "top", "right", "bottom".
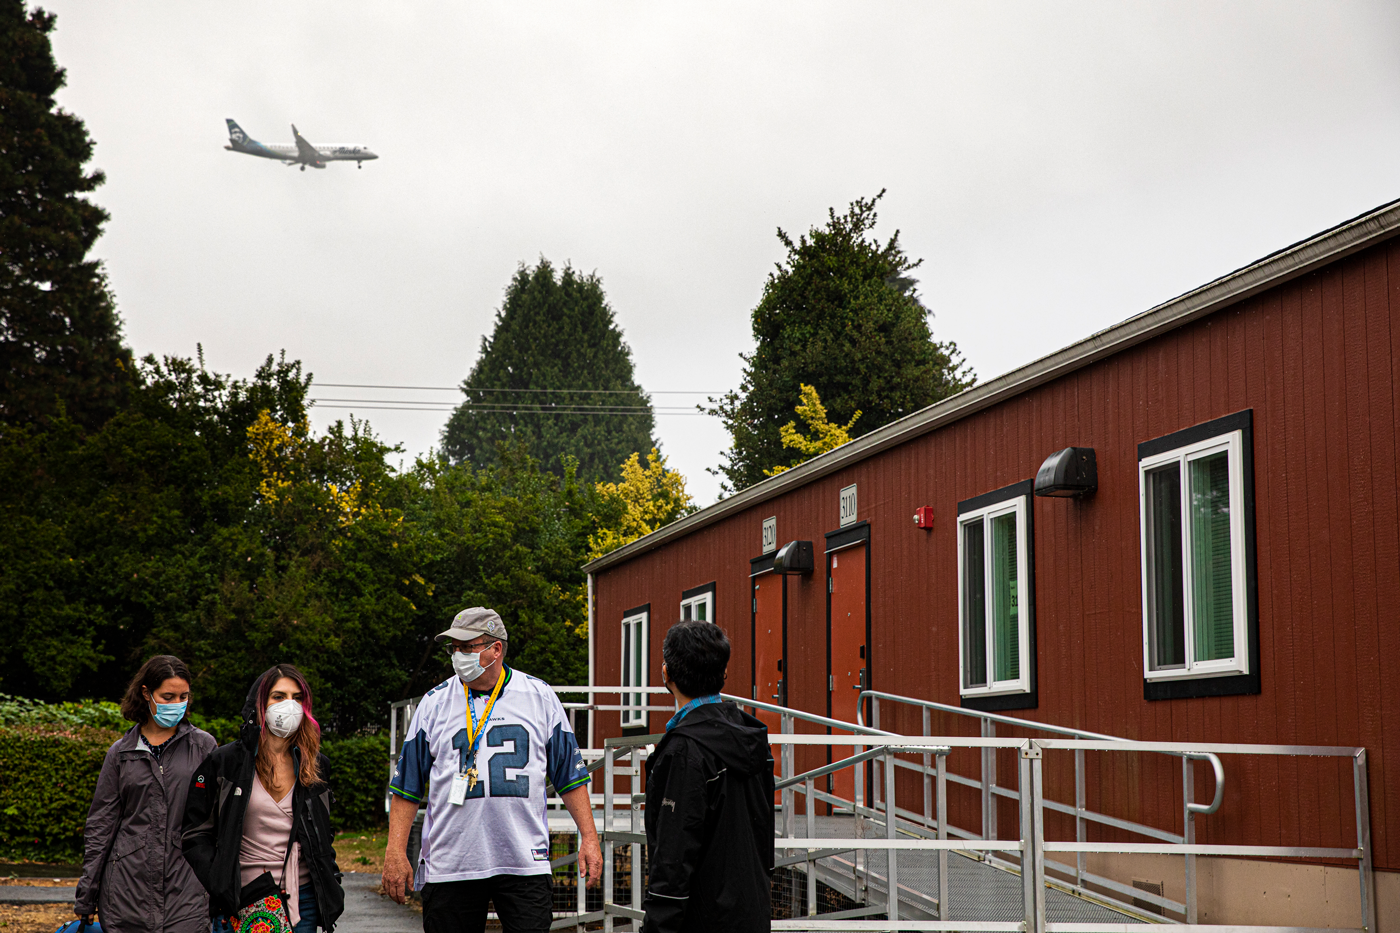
[{"left": 334, "top": 829, "right": 390, "bottom": 873}]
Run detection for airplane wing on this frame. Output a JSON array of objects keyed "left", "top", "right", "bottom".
[{"left": 291, "top": 125, "right": 322, "bottom": 163}]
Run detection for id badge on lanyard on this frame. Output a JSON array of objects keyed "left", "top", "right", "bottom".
[{"left": 448, "top": 771, "right": 471, "bottom": 806}]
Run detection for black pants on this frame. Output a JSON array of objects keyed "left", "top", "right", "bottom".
[{"left": 421, "top": 874, "right": 553, "bottom": 933}]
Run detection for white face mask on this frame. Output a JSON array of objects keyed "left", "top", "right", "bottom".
[
  {"left": 265, "top": 699, "right": 304, "bottom": 738},
  {"left": 452, "top": 648, "right": 486, "bottom": 683}
]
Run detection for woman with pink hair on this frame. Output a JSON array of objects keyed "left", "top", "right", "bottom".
[{"left": 182, "top": 665, "right": 344, "bottom": 932}]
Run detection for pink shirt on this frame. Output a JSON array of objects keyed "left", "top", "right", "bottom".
[{"left": 238, "top": 776, "right": 311, "bottom": 927}]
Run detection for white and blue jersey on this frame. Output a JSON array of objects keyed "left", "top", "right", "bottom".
[{"left": 389, "top": 666, "right": 589, "bottom": 885}]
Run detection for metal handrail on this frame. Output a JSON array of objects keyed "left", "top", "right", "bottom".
[
  {"left": 726, "top": 691, "right": 893, "bottom": 736},
  {"left": 856, "top": 688, "right": 1224, "bottom": 827},
  {"left": 775, "top": 745, "right": 942, "bottom": 791},
  {"left": 853, "top": 687, "right": 1232, "bottom": 922},
  {"left": 857, "top": 688, "right": 1226, "bottom": 806},
  {"left": 588, "top": 729, "right": 1376, "bottom": 933}
]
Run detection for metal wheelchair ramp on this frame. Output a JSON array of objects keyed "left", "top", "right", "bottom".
[{"left": 785, "top": 815, "right": 1148, "bottom": 926}]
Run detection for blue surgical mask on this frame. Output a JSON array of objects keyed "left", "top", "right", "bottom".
[{"left": 152, "top": 701, "right": 186, "bottom": 728}]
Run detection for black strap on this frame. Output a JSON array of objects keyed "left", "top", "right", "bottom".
[{"left": 278, "top": 786, "right": 298, "bottom": 891}]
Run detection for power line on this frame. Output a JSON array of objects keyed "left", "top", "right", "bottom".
[
  {"left": 313, "top": 382, "right": 719, "bottom": 395},
  {"left": 312, "top": 396, "right": 695, "bottom": 411},
  {"left": 311, "top": 402, "right": 711, "bottom": 416},
  {"left": 308, "top": 392, "right": 683, "bottom": 406}
]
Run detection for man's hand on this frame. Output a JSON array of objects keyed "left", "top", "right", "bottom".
[
  {"left": 560, "top": 784, "right": 604, "bottom": 888},
  {"left": 383, "top": 793, "right": 420, "bottom": 905},
  {"left": 579, "top": 833, "right": 603, "bottom": 888},
  {"left": 382, "top": 849, "right": 414, "bottom": 905}
]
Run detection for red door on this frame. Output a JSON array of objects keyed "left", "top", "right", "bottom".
[
  {"left": 828, "top": 545, "right": 867, "bottom": 806},
  {"left": 752, "top": 571, "right": 784, "bottom": 799}
]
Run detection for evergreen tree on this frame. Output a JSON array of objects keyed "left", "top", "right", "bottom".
[
  {"left": 441, "top": 260, "right": 657, "bottom": 481},
  {"left": 0, "top": 1, "right": 131, "bottom": 429},
  {"left": 708, "top": 192, "right": 975, "bottom": 492}
]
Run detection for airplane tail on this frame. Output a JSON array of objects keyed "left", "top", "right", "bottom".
[{"left": 225, "top": 118, "right": 250, "bottom": 146}]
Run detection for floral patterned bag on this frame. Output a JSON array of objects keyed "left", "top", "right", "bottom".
[{"left": 233, "top": 874, "right": 293, "bottom": 933}]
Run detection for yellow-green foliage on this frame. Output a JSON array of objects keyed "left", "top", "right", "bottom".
[
  {"left": 248, "top": 409, "right": 373, "bottom": 529},
  {"left": 588, "top": 449, "right": 696, "bottom": 562},
  {"left": 0, "top": 724, "right": 121, "bottom": 862},
  {"left": 764, "top": 384, "right": 861, "bottom": 477}
]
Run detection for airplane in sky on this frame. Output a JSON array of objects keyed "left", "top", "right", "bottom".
[{"left": 224, "top": 119, "right": 378, "bottom": 170}]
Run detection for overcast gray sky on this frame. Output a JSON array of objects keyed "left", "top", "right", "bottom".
[{"left": 43, "top": 0, "right": 1400, "bottom": 504}]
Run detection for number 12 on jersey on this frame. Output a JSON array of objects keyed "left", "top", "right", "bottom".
[{"left": 451, "top": 724, "right": 530, "bottom": 799}]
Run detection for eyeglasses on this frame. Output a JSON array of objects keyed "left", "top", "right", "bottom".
[{"left": 445, "top": 639, "right": 498, "bottom": 656}]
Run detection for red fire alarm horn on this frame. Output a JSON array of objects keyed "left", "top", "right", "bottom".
[{"left": 913, "top": 506, "right": 934, "bottom": 529}]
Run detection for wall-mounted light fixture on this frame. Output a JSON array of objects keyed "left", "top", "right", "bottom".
[
  {"left": 773, "top": 540, "right": 814, "bottom": 575},
  {"left": 1034, "top": 447, "right": 1097, "bottom": 498}
]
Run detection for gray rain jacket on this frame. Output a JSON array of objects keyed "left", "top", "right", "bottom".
[{"left": 75, "top": 720, "right": 217, "bottom": 933}]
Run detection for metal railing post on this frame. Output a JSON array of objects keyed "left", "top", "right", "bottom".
[
  {"left": 781, "top": 711, "right": 794, "bottom": 831},
  {"left": 923, "top": 707, "right": 933, "bottom": 828},
  {"left": 630, "top": 747, "right": 641, "bottom": 918},
  {"left": 872, "top": 697, "right": 882, "bottom": 813},
  {"left": 1030, "top": 743, "right": 1047, "bottom": 933},
  {"left": 1074, "top": 747, "right": 1086, "bottom": 888},
  {"left": 806, "top": 777, "right": 817, "bottom": 917},
  {"left": 603, "top": 750, "right": 614, "bottom": 933},
  {"left": 983, "top": 719, "right": 998, "bottom": 841},
  {"left": 1183, "top": 755, "right": 1196, "bottom": 924},
  {"left": 782, "top": 712, "right": 795, "bottom": 919},
  {"left": 1019, "top": 747, "right": 1035, "bottom": 925},
  {"left": 936, "top": 749, "right": 949, "bottom": 920},
  {"left": 885, "top": 747, "right": 899, "bottom": 922},
  {"left": 1354, "top": 749, "right": 1377, "bottom": 932}
]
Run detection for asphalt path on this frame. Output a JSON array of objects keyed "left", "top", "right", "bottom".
[
  {"left": 0, "top": 874, "right": 420, "bottom": 932},
  {"left": 0, "top": 884, "right": 71, "bottom": 904},
  {"left": 339, "top": 871, "right": 421, "bottom": 932}
]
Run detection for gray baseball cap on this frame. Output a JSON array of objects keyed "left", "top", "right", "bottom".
[{"left": 435, "top": 607, "right": 508, "bottom": 643}]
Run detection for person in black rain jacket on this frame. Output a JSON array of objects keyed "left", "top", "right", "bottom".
[
  {"left": 181, "top": 665, "right": 345, "bottom": 931},
  {"left": 643, "top": 620, "right": 774, "bottom": 933}
]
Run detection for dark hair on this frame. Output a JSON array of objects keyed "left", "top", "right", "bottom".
[
  {"left": 662, "top": 621, "right": 730, "bottom": 697},
  {"left": 254, "top": 664, "right": 323, "bottom": 787},
  {"left": 120, "top": 655, "right": 193, "bottom": 725}
]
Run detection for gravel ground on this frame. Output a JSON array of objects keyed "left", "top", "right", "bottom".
[{"left": 0, "top": 900, "right": 74, "bottom": 932}]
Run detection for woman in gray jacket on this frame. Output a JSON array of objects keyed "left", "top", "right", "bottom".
[{"left": 74, "top": 655, "right": 217, "bottom": 933}]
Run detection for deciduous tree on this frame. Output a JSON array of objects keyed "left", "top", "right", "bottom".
[
  {"left": 588, "top": 448, "right": 696, "bottom": 560},
  {"left": 763, "top": 384, "right": 860, "bottom": 477}
]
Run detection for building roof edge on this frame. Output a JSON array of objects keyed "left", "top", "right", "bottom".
[{"left": 583, "top": 196, "right": 1400, "bottom": 575}]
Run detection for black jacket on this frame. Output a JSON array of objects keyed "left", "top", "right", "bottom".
[
  {"left": 642, "top": 701, "right": 774, "bottom": 933},
  {"left": 180, "top": 679, "right": 344, "bottom": 930}
]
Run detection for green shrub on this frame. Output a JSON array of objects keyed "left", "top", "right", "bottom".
[
  {"left": 321, "top": 732, "right": 389, "bottom": 831},
  {"left": 0, "top": 694, "right": 126, "bottom": 731},
  {"left": 188, "top": 711, "right": 242, "bottom": 745},
  {"left": 0, "top": 723, "right": 121, "bottom": 862},
  {"left": 0, "top": 690, "right": 388, "bottom": 859}
]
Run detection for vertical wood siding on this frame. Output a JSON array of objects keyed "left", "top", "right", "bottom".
[{"left": 590, "top": 237, "right": 1400, "bottom": 871}]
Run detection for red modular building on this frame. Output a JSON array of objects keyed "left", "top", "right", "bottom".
[{"left": 583, "top": 199, "right": 1400, "bottom": 924}]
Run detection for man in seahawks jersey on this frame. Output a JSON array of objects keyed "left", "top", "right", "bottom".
[{"left": 382, "top": 608, "right": 601, "bottom": 933}]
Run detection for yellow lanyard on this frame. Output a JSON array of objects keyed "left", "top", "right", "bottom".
[{"left": 462, "top": 667, "right": 506, "bottom": 771}]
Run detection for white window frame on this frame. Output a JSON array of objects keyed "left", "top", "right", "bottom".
[
  {"left": 679, "top": 591, "right": 714, "bottom": 624},
  {"left": 1139, "top": 429, "right": 1250, "bottom": 681},
  {"left": 620, "top": 609, "right": 649, "bottom": 727},
  {"left": 957, "top": 494, "right": 1032, "bottom": 699}
]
